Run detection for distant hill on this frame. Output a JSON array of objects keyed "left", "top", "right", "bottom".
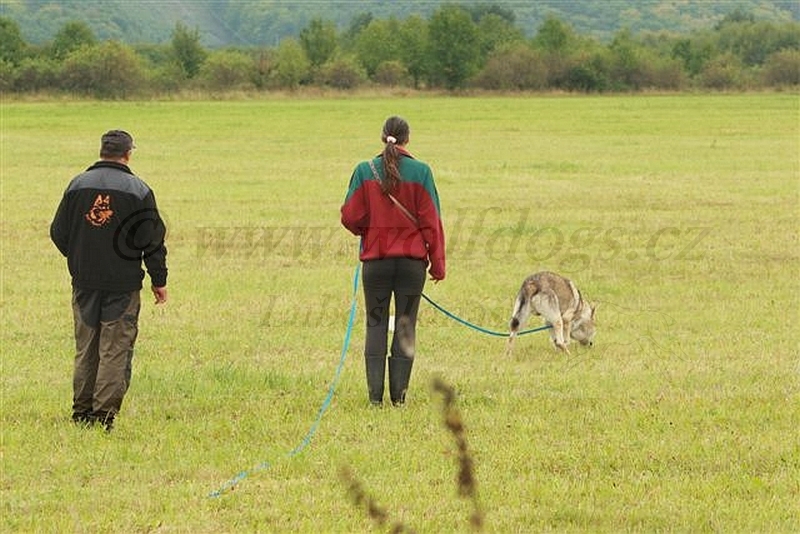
[{"left": 2, "top": 0, "right": 799, "bottom": 48}]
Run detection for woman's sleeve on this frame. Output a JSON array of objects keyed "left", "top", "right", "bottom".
[
  {"left": 417, "top": 172, "right": 445, "bottom": 280},
  {"left": 341, "top": 164, "right": 368, "bottom": 236}
]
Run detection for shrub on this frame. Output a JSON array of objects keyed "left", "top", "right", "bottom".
[
  {"left": 645, "top": 57, "right": 688, "bottom": 90},
  {"left": 271, "top": 38, "right": 310, "bottom": 90},
  {"left": 13, "top": 57, "right": 61, "bottom": 92},
  {"left": 374, "top": 60, "right": 409, "bottom": 87},
  {"left": 699, "top": 53, "right": 746, "bottom": 90},
  {"left": 0, "top": 59, "right": 16, "bottom": 92},
  {"left": 319, "top": 56, "right": 365, "bottom": 89},
  {"left": 472, "top": 44, "right": 547, "bottom": 90},
  {"left": 762, "top": 49, "right": 800, "bottom": 87},
  {"left": 148, "top": 62, "right": 187, "bottom": 94},
  {"left": 252, "top": 49, "right": 276, "bottom": 90},
  {"left": 61, "top": 41, "right": 144, "bottom": 98},
  {"left": 197, "top": 49, "right": 255, "bottom": 91},
  {"left": 563, "top": 51, "right": 611, "bottom": 92}
]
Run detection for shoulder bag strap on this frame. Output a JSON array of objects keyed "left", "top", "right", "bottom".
[{"left": 368, "top": 159, "right": 419, "bottom": 227}]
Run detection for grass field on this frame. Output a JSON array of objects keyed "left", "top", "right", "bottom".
[{"left": 1, "top": 93, "right": 798, "bottom": 533}]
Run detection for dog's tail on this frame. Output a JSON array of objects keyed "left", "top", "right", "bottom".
[
  {"left": 507, "top": 288, "right": 526, "bottom": 356},
  {"left": 507, "top": 278, "right": 539, "bottom": 356},
  {"left": 509, "top": 279, "right": 537, "bottom": 336},
  {"left": 509, "top": 293, "right": 524, "bottom": 335}
]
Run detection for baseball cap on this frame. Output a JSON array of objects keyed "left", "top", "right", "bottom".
[{"left": 100, "top": 130, "right": 135, "bottom": 156}]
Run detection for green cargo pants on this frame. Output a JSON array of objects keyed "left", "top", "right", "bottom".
[{"left": 72, "top": 288, "right": 140, "bottom": 423}]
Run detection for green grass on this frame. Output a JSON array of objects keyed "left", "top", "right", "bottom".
[{"left": 1, "top": 93, "right": 798, "bottom": 533}]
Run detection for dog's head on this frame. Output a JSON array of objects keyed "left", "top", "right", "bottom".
[{"left": 570, "top": 302, "right": 597, "bottom": 346}]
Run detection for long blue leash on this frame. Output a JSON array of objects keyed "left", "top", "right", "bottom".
[
  {"left": 209, "top": 265, "right": 550, "bottom": 497},
  {"left": 420, "top": 292, "right": 552, "bottom": 336},
  {"left": 208, "top": 263, "right": 361, "bottom": 498}
]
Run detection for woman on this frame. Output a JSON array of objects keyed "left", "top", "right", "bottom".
[{"left": 341, "top": 116, "right": 446, "bottom": 406}]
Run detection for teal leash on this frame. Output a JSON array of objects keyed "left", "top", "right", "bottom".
[
  {"left": 208, "top": 263, "right": 361, "bottom": 498},
  {"left": 420, "top": 292, "right": 551, "bottom": 336},
  {"left": 208, "top": 264, "right": 549, "bottom": 497}
]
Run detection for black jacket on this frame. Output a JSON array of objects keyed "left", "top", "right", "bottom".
[{"left": 50, "top": 161, "right": 168, "bottom": 292}]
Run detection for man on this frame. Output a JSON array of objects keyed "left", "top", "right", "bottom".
[{"left": 50, "top": 130, "right": 168, "bottom": 432}]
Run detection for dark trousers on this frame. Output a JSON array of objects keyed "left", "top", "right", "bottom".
[
  {"left": 362, "top": 257, "right": 426, "bottom": 359},
  {"left": 71, "top": 288, "right": 140, "bottom": 420}
]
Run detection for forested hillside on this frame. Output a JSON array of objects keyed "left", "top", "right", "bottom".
[
  {"left": 2, "top": 0, "right": 799, "bottom": 47},
  {"left": 1, "top": 1, "right": 798, "bottom": 96}
]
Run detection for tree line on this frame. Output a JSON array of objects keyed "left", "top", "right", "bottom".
[{"left": 1, "top": 5, "right": 798, "bottom": 98}]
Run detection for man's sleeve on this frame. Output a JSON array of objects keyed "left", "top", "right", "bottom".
[
  {"left": 141, "top": 190, "right": 168, "bottom": 287},
  {"left": 50, "top": 194, "right": 70, "bottom": 257}
]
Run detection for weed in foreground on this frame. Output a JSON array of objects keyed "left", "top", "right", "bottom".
[
  {"left": 341, "top": 377, "right": 484, "bottom": 532},
  {"left": 339, "top": 466, "right": 416, "bottom": 533},
  {"left": 432, "top": 377, "right": 484, "bottom": 532}
]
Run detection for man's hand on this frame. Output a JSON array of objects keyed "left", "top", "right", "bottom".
[{"left": 152, "top": 286, "right": 168, "bottom": 304}]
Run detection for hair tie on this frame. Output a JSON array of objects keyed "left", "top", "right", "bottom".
[{"left": 386, "top": 136, "right": 397, "bottom": 144}]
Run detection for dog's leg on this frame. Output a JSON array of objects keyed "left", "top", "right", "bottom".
[
  {"left": 505, "top": 334, "right": 516, "bottom": 356},
  {"left": 561, "top": 319, "right": 572, "bottom": 353},
  {"left": 550, "top": 317, "right": 569, "bottom": 353},
  {"left": 535, "top": 291, "right": 568, "bottom": 353},
  {"left": 544, "top": 315, "right": 568, "bottom": 352}
]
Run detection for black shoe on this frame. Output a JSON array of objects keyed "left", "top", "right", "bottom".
[
  {"left": 365, "top": 356, "right": 386, "bottom": 406},
  {"left": 388, "top": 356, "right": 414, "bottom": 406},
  {"left": 93, "top": 412, "right": 115, "bottom": 433},
  {"left": 72, "top": 412, "right": 94, "bottom": 426}
]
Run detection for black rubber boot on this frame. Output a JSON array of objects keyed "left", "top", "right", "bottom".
[
  {"left": 365, "top": 356, "right": 386, "bottom": 406},
  {"left": 388, "top": 356, "right": 413, "bottom": 406},
  {"left": 71, "top": 411, "right": 94, "bottom": 426},
  {"left": 93, "top": 411, "right": 115, "bottom": 433}
]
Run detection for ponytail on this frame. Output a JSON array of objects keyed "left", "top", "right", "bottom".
[{"left": 379, "top": 116, "right": 409, "bottom": 195}]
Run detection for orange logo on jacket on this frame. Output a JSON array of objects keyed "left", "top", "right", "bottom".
[{"left": 85, "top": 194, "right": 114, "bottom": 227}]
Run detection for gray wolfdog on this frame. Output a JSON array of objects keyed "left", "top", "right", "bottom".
[{"left": 507, "top": 271, "right": 596, "bottom": 355}]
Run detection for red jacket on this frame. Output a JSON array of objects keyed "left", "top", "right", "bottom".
[{"left": 341, "top": 151, "right": 445, "bottom": 280}]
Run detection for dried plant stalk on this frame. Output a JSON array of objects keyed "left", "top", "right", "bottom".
[
  {"left": 339, "top": 466, "right": 416, "bottom": 534},
  {"left": 432, "top": 377, "right": 485, "bottom": 531}
]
